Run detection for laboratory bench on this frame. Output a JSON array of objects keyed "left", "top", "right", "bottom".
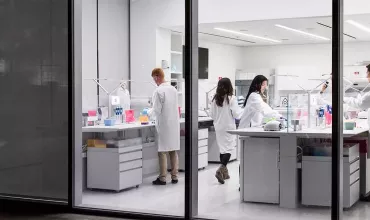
[
  {"left": 82, "top": 117, "right": 213, "bottom": 192},
  {"left": 228, "top": 126, "right": 370, "bottom": 209}
]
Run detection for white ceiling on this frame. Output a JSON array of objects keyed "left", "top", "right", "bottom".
[{"left": 170, "top": 14, "right": 370, "bottom": 47}]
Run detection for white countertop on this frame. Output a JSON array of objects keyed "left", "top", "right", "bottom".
[
  {"left": 228, "top": 127, "right": 369, "bottom": 138},
  {"left": 82, "top": 117, "right": 213, "bottom": 133}
]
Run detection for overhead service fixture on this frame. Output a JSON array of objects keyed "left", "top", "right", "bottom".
[
  {"left": 199, "top": 32, "right": 256, "bottom": 44},
  {"left": 214, "top": 28, "right": 282, "bottom": 43},
  {"left": 346, "top": 20, "right": 370, "bottom": 33},
  {"left": 316, "top": 22, "right": 357, "bottom": 39},
  {"left": 275, "top": 24, "right": 331, "bottom": 41}
]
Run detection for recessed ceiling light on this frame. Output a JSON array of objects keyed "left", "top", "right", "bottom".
[
  {"left": 214, "top": 27, "right": 281, "bottom": 43},
  {"left": 275, "top": 24, "right": 331, "bottom": 41},
  {"left": 346, "top": 20, "right": 370, "bottom": 33}
]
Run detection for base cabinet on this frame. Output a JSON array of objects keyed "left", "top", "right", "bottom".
[
  {"left": 87, "top": 139, "right": 143, "bottom": 191},
  {"left": 178, "top": 129, "right": 209, "bottom": 170},
  {"left": 302, "top": 144, "right": 360, "bottom": 208},
  {"left": 243, "top": 137, "right": 280, "bottom": 204}
]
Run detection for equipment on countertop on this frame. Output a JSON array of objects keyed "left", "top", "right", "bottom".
[
  {"left": 139, "top": 108, "right": 150, "bottom": 125},
  {"left": 104, "top": 118, "right": 116, "bottom": 126},
  {"left": 264, "top": 121, "right": 282, "bottom": 131},
  {"left": 291, "top": 119, "right": 302, "bottom": 131},
  {"left": 358, "top": 111, "right": 368, "bottom": 119},
  {"left": 344, "top": 121, "right": 356, "bottom": 130}
]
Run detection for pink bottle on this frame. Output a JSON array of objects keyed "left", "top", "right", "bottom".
[{"left": 325, "top": 111, "right": 332, "bottom": 125}]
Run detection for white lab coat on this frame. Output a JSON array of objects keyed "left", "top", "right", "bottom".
[
  {"left": 239, "top": 92, "right": 281, "bottom": 128},
  {"left": 317, "top": 90, "right": 332, "bottom": 107},
  {"left": 317, "top": 80, "right": 353, "bottom": 106},
  {"left": 344, "top": 92, "right": 370, "bottom": 127},
  {"left": 210, "top": 95, "right": 243, "bottom": 154},
  {"left": 148, "top": 83, "right": 180, "bottom": 152}
]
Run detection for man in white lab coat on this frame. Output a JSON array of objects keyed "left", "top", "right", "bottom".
[
  {"left": 148, "top": 68, "right": 180, "bottom": 185},
  {"left": 319, "top": 73, "right": 354, "bottom": 106},
  {"left": 344, "top": 65, "right": 370, "bottom": 126}
]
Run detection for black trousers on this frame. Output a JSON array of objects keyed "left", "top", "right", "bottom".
[{"left": 219, "top": 153, "right": 231, "bottom": 167}]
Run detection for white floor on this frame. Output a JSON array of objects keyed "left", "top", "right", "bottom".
[{"left": 82, "top": 162, "right": 370, "bottom": 220}]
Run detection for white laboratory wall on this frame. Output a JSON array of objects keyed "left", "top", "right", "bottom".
[
  {"left": 242, "top": 44, "right": 331, "bottom": 75},
  {"left": 156, "top": 28, "right": 172, "bottom": 83},
  {"left": 198, "top": 41, "right": 244, "bottom": 110},
  {"left": 98, "top": 0, "right": 130, "bottom": 107},
  {"left": 241, "top": 42, "right": 370, "bottom": 105},
  {"left": 130, "top": 1, "right": 158, "bottom": 98},
  {"left": 242, "top": 42, "right": 370, "bottom": 78},
  {"left": 81, "top": 0, "right": 98, "bottom": 112},
  {"left": 80, "top": 0, "right": 130, "bottom": 111}
]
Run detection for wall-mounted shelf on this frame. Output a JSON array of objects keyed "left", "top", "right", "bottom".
[{"left": 171, "top": 72, "right": 182, "bottom": 75}]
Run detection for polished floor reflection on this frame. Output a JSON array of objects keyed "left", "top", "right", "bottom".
[{"left": 82, "top": 162, "right": 370, "bottom": 220}]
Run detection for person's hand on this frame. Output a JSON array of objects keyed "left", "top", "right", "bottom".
[{"left": 321, "top": 82, "right": 328, "bottom": 93}]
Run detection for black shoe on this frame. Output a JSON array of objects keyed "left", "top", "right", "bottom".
[
  {"left": 152, "top": 178, "right": 166, "bottom": 185},
  {"left": 171, "top": 179, "right": 178, "bottom": 184}
]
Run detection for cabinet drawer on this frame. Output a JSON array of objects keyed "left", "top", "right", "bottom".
[
  {"left": 119, "top": 150, "right": 142, "bottom": 162},
  {"left": 120, "top": 159, "right": 142, "bottom": 172},
  {"left": 119, "top": 168, "right": 142, "bottom": 190},
  {"left": 350, "top": 170, "right": 360, "bottom": 185},
  {"left": 199, "top": 146, "right": 208, "bottom": 154},
  {"left": 344, "top": 144, "right": 359, "bottom": 163},
  {"left": 114, "top": 138, "right": 142, "bottom": 148},
  {"left": 198, "top": 129, "right": 209, "bottom": 140},
  {"left": 344, "top": 178, "right": 360, "bottom": 208},
  {"left": 118, "top": 145, "right": 143, "bottom": 154},
  {"left": 199, "top": 139, "right": 208, "bottom": 147},
  {"left": 198, "top": 153, "right": 208, "bottom": 169},
  {"left": 349, "top": 159, "right": 360, "bottom": 174}
]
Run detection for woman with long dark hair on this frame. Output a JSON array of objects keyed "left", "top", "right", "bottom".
[
  {"left": 239, "top": 75, "right": 281, "bottom": 128},
  {"left": 210, "top": 78, "right": 243, "bottom": 184}
]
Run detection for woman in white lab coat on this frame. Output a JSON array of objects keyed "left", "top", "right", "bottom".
[
  {"left": 210, "top": 78, "right": 243, "bottom": 184},
  {"left": 344, "top": 65, "right": 370, "bottom": 125},
  {"left": 239, "top": 75, "right": 281, "bottom": 129}
]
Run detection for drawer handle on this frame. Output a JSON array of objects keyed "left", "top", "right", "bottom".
[
  {"left": 120, "top": 158, "right": 143, "bottom": 163},
  {"left": 350, "top": 177, "right": 360, "bottom": 186},
  {"left": 276, "top": 150, "right": 280, "bottom": 169},
  {"left": 120, "top": 167, "right": 142, "bottom": 173},
  {"left": 350, "top": 156, "right": 360, "bottom": 164},
  {"left": 119, "top": 150, "right": 142, "bottom": 155},
  {"left": 350, "top": 168, "right": 360, "bottom": 176}
]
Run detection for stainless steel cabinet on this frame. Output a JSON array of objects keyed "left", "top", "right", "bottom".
[
  {"left": 243, "top": 137, "right": 280, "bottom": 204},
  {"left": 302, "top": 144, "right": 360, "bottom": 208}
]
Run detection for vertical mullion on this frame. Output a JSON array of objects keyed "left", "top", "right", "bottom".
[
  {"left": 96, "top": 0, "right": 100, "bottom": 106},
  {"left": 184, "top": 0, "right": 199, "bottom": 219},
  {"left": 68, "top": 0, "right": 74, "bottom": 209},
  {"left": 331, "top": 0, "right": 344, "bottom": 219}
]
